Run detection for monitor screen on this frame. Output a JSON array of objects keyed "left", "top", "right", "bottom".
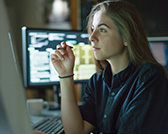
[
  {"left": 148, "top": 37, "right": 168, "bottom": 71},
  {"left": 22, "top": 27, "right": 96, "bottom": 88}
]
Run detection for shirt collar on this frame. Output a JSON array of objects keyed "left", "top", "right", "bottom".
[{"left": 102, "top": 62, "right": 136, "bottom": 88}]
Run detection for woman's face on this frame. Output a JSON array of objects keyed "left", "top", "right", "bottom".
[{"left": 89, "top": 10, "right": 127, "bottom": 62}]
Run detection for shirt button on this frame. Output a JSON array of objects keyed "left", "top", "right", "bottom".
[
  {"left": 104, "top": 114, "right": 107, "bottom": 118},
  {"left": 111, "top": 92, "right": 115, "bottom": 96}
]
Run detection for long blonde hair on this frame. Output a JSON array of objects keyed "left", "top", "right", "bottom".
[{"left": 87, "top": 0, "right": 167, "bottom": 76}]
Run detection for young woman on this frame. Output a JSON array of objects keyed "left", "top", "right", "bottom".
[{"left": 49, "top": 0, "right": 168, "bottom": 134}]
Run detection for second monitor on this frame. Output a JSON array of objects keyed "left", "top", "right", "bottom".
[{"left": 22, "top": 27, "right": 96, "bottom": 88}]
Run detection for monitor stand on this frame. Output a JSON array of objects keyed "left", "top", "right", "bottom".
[{"left": 48, "top": 85, "right": 61, "bottom": 110}]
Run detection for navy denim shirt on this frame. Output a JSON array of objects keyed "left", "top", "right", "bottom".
[{"left": 79, "top": 62, "right": 168, "bottom": 134}]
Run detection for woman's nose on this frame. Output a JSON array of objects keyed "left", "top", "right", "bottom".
[{"left": 89, "top": 31, "right": 98, "bottom": 43}]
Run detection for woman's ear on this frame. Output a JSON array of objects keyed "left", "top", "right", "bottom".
[
  {"left": 122, "top": 37, "right": 128, "bottom": 46},
  {"left": 123, "top": 41, "right": 128, "bottom": 46}
]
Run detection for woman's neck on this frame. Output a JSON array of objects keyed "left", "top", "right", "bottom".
[{"left": 107, "top": 55, "right": 130, "bottom": 75}]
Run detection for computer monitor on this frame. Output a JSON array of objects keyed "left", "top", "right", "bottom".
[
  {"left": 0, "top": 0, "right": 33, "bottom": 133},
  {"left": 22, "top": 27, "right": 96, "bottom": 88},
  {"left": 148, "top": 36, "right": 168, "bottom": 71}
]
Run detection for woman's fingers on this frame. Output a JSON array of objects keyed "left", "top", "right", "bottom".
[
  {"left": 56, "top": 43, "right": 68, "bottom": 56},
  {"left": 55, "top": 50, "right": 65, "bottom": 60},
  {"left": 51, "top": 41, "right": 74, "bottom": 63},
  {"left": 51, "top": 53, "right": 59, "bottom": 63}
]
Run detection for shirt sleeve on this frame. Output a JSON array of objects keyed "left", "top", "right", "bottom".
[
  {"left": 79, "top": 75, "right": 97, "bottom": 127},
  {"left": 118, "top": 64, "right": 168, "bottom": 134}
]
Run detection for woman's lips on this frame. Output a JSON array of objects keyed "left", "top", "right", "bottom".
[{"left": 92, "top": 46, "right": 100, "bottom": 51}]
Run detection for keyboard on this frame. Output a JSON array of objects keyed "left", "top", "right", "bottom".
[{"left": 33, "top": 116, "right": 64, "bottom": 134}]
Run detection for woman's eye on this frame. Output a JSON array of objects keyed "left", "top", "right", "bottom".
[
  {"left": 90, "top": 28, "right": 94, "bottom": 32},
  {"left": 100, "top": 28, "right": 106, "bottom": 33}
]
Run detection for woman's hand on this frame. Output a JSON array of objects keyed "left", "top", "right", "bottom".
[
  {"left": 50, "top": 42, "right": 75, "bottom": 77},
  {"left": 34, "top": 131, "right": 45, "bottom": 134}
]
